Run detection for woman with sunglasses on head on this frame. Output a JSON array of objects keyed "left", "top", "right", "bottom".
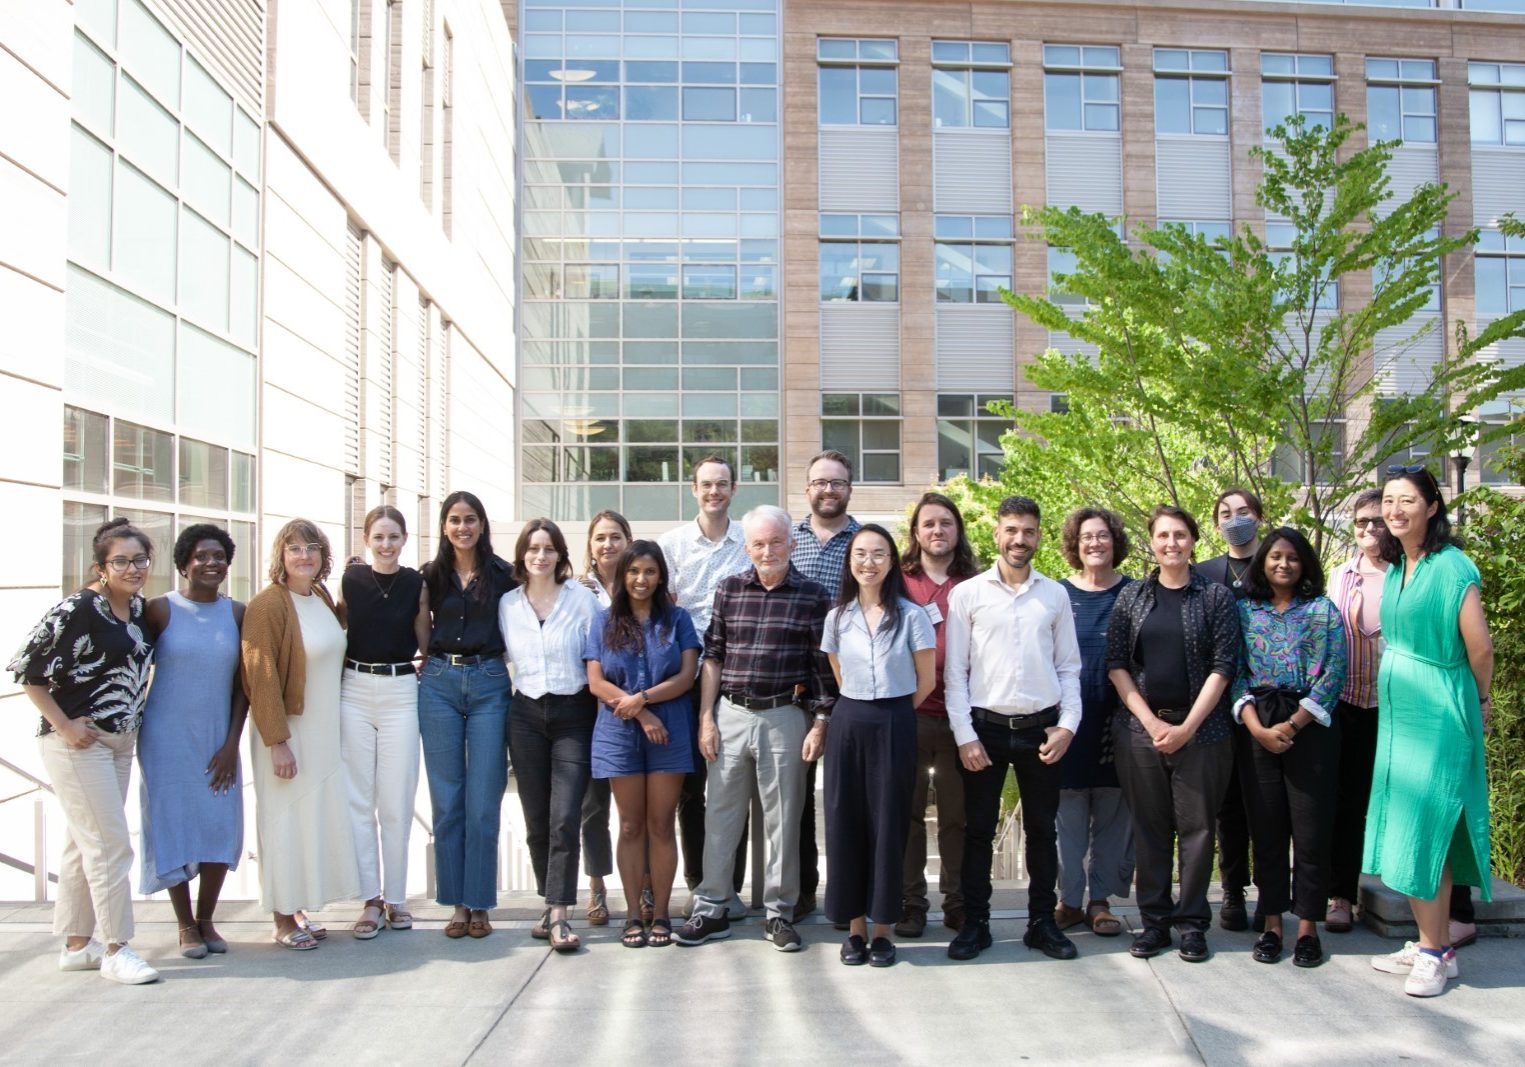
[
  {"left": 1365, "top": 466, "right": 1494, "bottom": 998},
  {"left": 137, "top": 524, "right": 247, "bottom": 960},
  {"left": 821, "top": 525, "right": 936, "bottom": 967},
  {"left": 501, "top": 519, "right": 602, "bottom": 954},
  {"left": 1324, "top": 489, "right": 1386, "bottom": 934},
  {"left": 576, "top": 509, "right": 632, "bottom": 928},
  {"left": 339, "top": 505, "right": 431, "bottom": 940},
  {"left": 585, "top": 541, "right": 701, "bottom": 948},
  {"left": 242, "top": 520, "right": 360, "bottom": 950},
  {"left": 1231, "top": 527, "right": 1346, "bottom": 969},
  {"left": 418, "top": 491, "right": 517, "bottom": 940},
  {"left": 10, "top": 518, "right": 158, "bottom": 984}
]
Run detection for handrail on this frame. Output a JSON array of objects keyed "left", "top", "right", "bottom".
[
  {"left": 0, "top": 756, "right": 52, "bottom": 793},
  {"left": 0, "top": 851, "right": 57, "bottom": 884}
]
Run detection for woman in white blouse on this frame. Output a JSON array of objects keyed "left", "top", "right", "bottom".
[
  {"left": 499, "top": 519, "right": 601, "bottom": 954},
  {"left": 821, "top": 524, "right": 936, "bottom": 968}
]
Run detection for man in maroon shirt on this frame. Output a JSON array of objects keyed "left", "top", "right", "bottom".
[{"left": 896, "top": 492, "right": 982, "bottom": 937}]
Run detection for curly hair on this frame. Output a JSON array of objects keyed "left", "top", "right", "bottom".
[
  {"left": 1059, "top": 507, "right": 1130, "bottom": 571},
  {"left": 268, "top": 518, "right": 332, "bottom": 586},
  {"left": 174, "top": 523, "right": 236, "bottom": 573}
]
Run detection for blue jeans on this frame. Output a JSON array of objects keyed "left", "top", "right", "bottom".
[{"left": 418, "top": 657, "right": 510, "bottom": 909}]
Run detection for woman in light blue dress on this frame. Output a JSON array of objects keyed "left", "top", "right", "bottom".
[{"left": 138, "top": 524, "right": 247, "bottom": 959}]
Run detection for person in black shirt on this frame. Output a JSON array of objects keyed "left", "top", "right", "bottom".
[
  {"left": 339, "top": 505, "right": 431, "bottom": 939},
  {"left": 417, "top": 491, "right": 517, "bottom": 939}
]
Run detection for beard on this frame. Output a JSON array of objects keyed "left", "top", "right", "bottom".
[{"left": 811, "top": 495, "right": 847, "bottom": 520}]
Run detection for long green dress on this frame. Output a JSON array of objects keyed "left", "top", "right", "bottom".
[{"left": 1363, "top": 545, "right": 1491, "bottom": 901}]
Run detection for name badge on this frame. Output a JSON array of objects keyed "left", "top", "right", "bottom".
[{"left": 922, "top": 601, "right": 944, "bottom": 626}]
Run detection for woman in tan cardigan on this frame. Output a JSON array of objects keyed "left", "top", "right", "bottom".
[{"left": 243, "top": 519, "right": 360, "bottom": 948}]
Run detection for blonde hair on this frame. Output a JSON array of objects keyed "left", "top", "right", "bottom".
[{"left": 268, "top": 518, "right": 333, "bottom": 586}]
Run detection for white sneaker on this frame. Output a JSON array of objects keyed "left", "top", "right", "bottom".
[
  {"left": 1403, "top": 949, "right": 1458, "bottom": 997},
  {"left": 58, "top": 939, "right": 105, "bottom": 972},
  {"left": 99, "top": 945, "right": 160, "bottom": 985},
  {"left": 1371, "top": 940, "right": 1420, "bottom": 974}
]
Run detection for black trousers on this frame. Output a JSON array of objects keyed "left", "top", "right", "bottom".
[
  {"left": 959, "top": 718, "right": 1062, "bottom": 925},
  {"left": 508, "top": 689, "right": 596, "bottom": 906},
  {"left": 1116, "top": 722, "right": 1234, "bottom": 933},
  {"left": 800, "top": 759, "right": 820, "bottom": 898},
  {"left": 678, "top": 709, "right": 746, "bottom": 895},
  {"left": 1329, "top": 700, "right": 1377, "bottom": 901},
  {"left": 1237, "top": 718, "right": 1339, "bottom": 921},
  {"left": 1216, "top": 731, "right": 1253, "bottom": 895},
  {"left": 824, "top": 695, "right": 917, "bottom": 925}
]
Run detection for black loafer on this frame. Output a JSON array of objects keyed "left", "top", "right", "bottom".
[
  {"left": 947, "top": 919, "right": 992, "bottom": 961},
  {"left": 1293, "top": 934, "right": 1323, "bottom": 968},
  {"left": 1179, "top": 930, "right": 1210, "bottom": 963},
  {"left": 1023, "top": 917, "right": 1078, "bottom": 960},
  {"left": 1252, "top": 930, "right": 1282, "bottom": 964},
  {"left": 868, "top": 937, "right": 896, "bottom": 967},
  {"left": 1130, "top": 927, "right": 1172, "bottom": 959},
  {"left": 1219, "top": 890, "right": 1248, "bottom": 932},
  {"left": 840, "top": 934, "right": 868, "bottom": 966}
]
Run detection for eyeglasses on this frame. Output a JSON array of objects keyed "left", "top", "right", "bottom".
[
  {"left": 1386, "top": 463, "right": 1429, "bottom": 476},
  {"left": 808, "top": 479, "right": 851, "bottom": 492},
  {"left": 1078, "top": 532, "right": 1113, "bottom": 544},
  {"left": 850, "top": 550, "right": 892, "bottom": 564},
  {"left": 283, "top": 543, "right": 325, "bottom": 557},
  {"left": 1353, "top": 517, "right": 1386, "bottom": 530},
  {"left": 104, "top": 555, "right": 152, "bottom": 572}
]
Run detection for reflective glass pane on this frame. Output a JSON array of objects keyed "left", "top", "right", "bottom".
[
  {"left": 113, "top": 419, "right": 174, "bottom": 501},
  {"left": 178, "top": 437, "right": 229, "bottom": 509},
  {"left": 69, "top": 127, "right": 113, "bottom": 270},
  {"left": 1155, "top": 78, "right": 1190, "bottom": 134},
  {"left": 114, "top": 162, "right": 177, "bottom": 303},
  {"left": 180, "top": 207, "right": 230, "bottom": 330},
  {"left": 117, "top": 75, "right": 178, "bottom": 188},
  {"left": 120, "top": 0, "right": 179, "bottom": 107},
  {"left": 63, "top": 406, "right": 111, "bottom": 494},
  {"left": 73, "top": 34, "right": 115, "bottom": 133},
  {"left": 183, "top": 58, "right": 233, "bottom": 157},
  {"left": 1045, "top": 73, "right": 1081, "bottom": 130}
]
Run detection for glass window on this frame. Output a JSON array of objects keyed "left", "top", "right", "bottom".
[
  {"left": 182, "top": 58, "right": 232, "bottom": 157},
  {"left": 119, "top": 0, "right": 180, "bottom": 108},
  {"left": 821, "top": 393, "right": 900, "bottom": 483},
  {"left": 1262, "top": 53, "right": 1336, "bottom": 134},
  {"left": 113, "top": 419, "right": 174, "bottom": 501},
  {"left": 1475, "top": 230, "right": 1525, "bottom": 315},
  {"left": 1267, "top": 221, "right": 1339, "bottom": 310},
  {"left": 182, "top": 131, "right": 231, "bottom": 227},
  {"left": 818, "top": 41, "right": 898, "bottom": 127},
  {"left": 1043, "top": 48, "right": 1120, "bottom": 133},
  {"left": 1153, "top": 51, "right": 1229, "bottom": 137},
  {"left": 683, "top": 86, "right": 736, "bottom": 121},
  {"left": 114, "top": 161, "right": 177, "bottom": 303},
  {"left": 1048, "top": 246, "right": 1084, "bottom": 306},
  {"left": 820, "top": 241, "right": 899, "bottom": 302},
  {"left": 117, "top": 75, "right": 178, "bottom": 188},
  {"left": 73, "top": 32, "right": 116, "bottom": 134},
  {"left": 64, "top": 501, "right": 110, "bottom": 594},
  {"left": 69, "top": 127, "right": 114, "bottom": 270},
  {"left": 232, "top": 451, "right": 254, "bottom": 512},
  {"left": 63, "top": 406, "right": 111, "bottom": 494},
  {"left": 178, "top": 437, "right": 229, "bottom": 509},
  {"left": 938, "top": 393, "right": 1012, "bottom": 481},
  {"left": 1469, "top": 62, "right": 1525, "bottom": 145},
  {"left": 931, "top": 42, "right": 1011, "bottom": 129},
  {"left": 934, "top": 228, "right": 1012, "bottom": 303},
  {"left": 180, "top": 206, "right": 230, "bottom": 331},
  {"left": 1367, "top": 58, "right": 1438, "bottom": 144}
]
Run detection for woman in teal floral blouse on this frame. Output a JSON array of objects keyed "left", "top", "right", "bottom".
[{"left": 1232, "top": 526, "right": 1346, "bottom": 969}]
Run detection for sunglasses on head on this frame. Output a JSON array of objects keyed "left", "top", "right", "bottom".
[{"left": 1385, "top": 463, "right": 1430, "bottom": 476}]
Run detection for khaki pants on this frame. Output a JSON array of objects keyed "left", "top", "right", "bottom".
[{"left": 39, "top": 728, "right": 138, "bottom": 943}]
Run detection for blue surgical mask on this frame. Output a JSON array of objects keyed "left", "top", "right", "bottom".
[{"left": 1219, "top": 514, "right": 1259, "bottom": 547}]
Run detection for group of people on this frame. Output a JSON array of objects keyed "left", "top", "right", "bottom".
[{"left": 10, "top": 456, "right": 1493, "bottom": 998}]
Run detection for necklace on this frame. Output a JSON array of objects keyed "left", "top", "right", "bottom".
[
  {"left": 370, "top": 567, "right": 399, "bottom": 600},
  {"left": 1226, "top": 557, "right": 1251, "bottom": 589}
]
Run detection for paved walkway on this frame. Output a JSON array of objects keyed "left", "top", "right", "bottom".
[{"left": 1, "top": 893, "right": 1521, "bottom": 1065}]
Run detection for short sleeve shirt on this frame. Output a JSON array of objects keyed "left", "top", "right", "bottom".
[
  {"left": 821, "top": 598, "right": 936, "bottom": 701},
  {"left": 9, "top": 589, "right": 154, "bottom": 736},
  {"left": 583, "top": 608, "right": 702, "bottom": 718}
]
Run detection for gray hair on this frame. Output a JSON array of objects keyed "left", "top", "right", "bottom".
[{"left": 742, "top": 505, "right": 792, "bottom": 539}]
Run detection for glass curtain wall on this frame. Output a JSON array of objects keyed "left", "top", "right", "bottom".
[{"left": 519, "top": 0, "right": 782, "bottom": 522}]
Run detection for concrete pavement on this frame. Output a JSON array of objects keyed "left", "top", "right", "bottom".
[{"left": 2, "top": 891, "right": 1522, "bottom": 1066}]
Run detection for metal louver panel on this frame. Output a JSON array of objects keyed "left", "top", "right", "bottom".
[
  {"left": 1477, "top": 315, "right": 1525, "bottom": 388},
  {"left": 418, "top": 298, "right": 430, "bottom": 488},
  {"left": 344, "top": 222, "right": 363, "bottom": 476},
  {"left": 819, "top": 304, "right": 899, "bottom": 390},
  {"left": 1377, "top": 145, "right": 1438, "bottom": 217},
  {"left": 1374, "top": 315, "right": 1444, "bottom": 398},
  {"left": 149, "top": 0, "right": 265, "bottom": 113},
  {"left": 933, "top": 130, "right": 1013, "bottom": 215},
  {"left": 1262, "top": 142, "right": 1334, "bottom": 222},
  {"left": 379, "top": 260, "right": 395, "bottom": 484},
  {"left": 1048, "top": 307, "right": 1097, "bottom": 359},
  {"left": 819, "top": 128, "right": 898, "bottom": 213},
  {"left": 1472, "top": 148, "right": 1525, "bottom": 228},
  {"left": 935, "top": 306, "right": 1015, "bottom": 390},
  {"left": 431, "top": 322, "right": 449, "bottom": 498},
  {"left": 1155, "top": 138, "right": 1231, "bottom": 220},
  {"left": 1045, "top": 134, "right": 1122, "bottom": 215}
]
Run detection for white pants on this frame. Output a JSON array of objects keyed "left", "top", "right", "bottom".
[
  {"left": 39, "top": 728, "right": 137, "bottom": 943},
  {"left": 341, "top": 670, "right": 421, "bottom": 904}
]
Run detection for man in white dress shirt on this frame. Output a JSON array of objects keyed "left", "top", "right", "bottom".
[{"left": 943, "top": 495, "right": 1083, "bottom": 962}]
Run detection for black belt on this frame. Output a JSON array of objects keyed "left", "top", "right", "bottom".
[
  {"left": 433, "top": 652, "right": 492, "bottom": 666},
  {"left": 1154, "top": 707, "right": 1190, "bottom": 726},
  {"left": 972, "top": 705, "right": 1060, "bottom": 731},
  {"left": 722, "top": 690, "right": 799, "bottom": 712},
  {"left": 346, "top": 659, "right": 417, "bottom": 676}
]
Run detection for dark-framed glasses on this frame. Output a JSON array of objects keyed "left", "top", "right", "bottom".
[{"left": 105, "top": 555, "right": 152, "bottom": 572}]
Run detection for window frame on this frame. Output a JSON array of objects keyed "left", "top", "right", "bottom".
[
  {"left": 1042, "top": 44, "right": 1122, "bottom": 134},
  {"left": 818, "top": 37, "right": 899, "bottom": 128},
  {"left": 1366, "top": 58, "right": 1438, "bottom": 145},
  {"left": 1153, "top": 48, "right": 1230, "bottom": 138},
  {"left": 936, "top": 393, "right": 1012, "bottom": 481},
  {"left": 819, "top": 214, "right": 901, "bottom": 304},
  {"left": 931, "top": 40, "right": 1012, "bottom": 130},
  {"left": 821, "top": 392, "right": 902, "bottom": 484},
  {"left": 1261, "top": 52, "right": 1337, "bottom": 136},
  {"left": 933, "top": 215, "right": 1014, "bottom": 304},
  {"left": 1468, "top": 62, "right": 1525, "bottom": 147}
]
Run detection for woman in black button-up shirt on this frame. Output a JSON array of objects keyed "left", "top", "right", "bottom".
[{"left": 1106, "top": 505, "right": 1240, "bottom": 965}]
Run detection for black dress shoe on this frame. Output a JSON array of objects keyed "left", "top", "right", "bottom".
[
  {"left": 894, "top": 908, "right": 927, "bottom": 939},
  {"left": 1130, "top": 927, "right": 1172, "bottom": 958},
  {"left": 868, "top": 937, "right": 897, "bottom": 967},
  {"left": 792, "top": 894, "right": 817, "bottom": 923},
  {"left": 1293, "top": 934, "right": 1323, "bottom": 968},
  {"left": 1023, "top": 917, "right": 1078, "bottom": 960},
  {"left": 947, "top": 919, "right": 992, "bottom": 961},
  {"left": 840, "top": 934, "right": 868, "bottom": 966},
  {"left": 1219, "top": 889, "right": 1248, "bottom": 932},
  {"left": 1252, "top": 930, "right": 1282, "bottom": 964},
  {"left": 1179, "top": 930, "right": 1210, "bottom": 963}
]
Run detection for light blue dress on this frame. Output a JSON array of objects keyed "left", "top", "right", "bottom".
[{"left": 138, "top": 591, "right": 244, "bottom": 893}]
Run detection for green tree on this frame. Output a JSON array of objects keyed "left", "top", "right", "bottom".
[{"left": 990, "top": 115, "right": 1523, "bottom": 560}]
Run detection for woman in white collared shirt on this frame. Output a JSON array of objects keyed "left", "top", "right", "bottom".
[
  {"left": 499, "top": 519, "right": 601, "bottom": 954},
  {"left": 821, "top": 524, "right": 936, "bottom": 968}
]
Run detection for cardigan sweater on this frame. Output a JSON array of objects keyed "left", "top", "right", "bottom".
[{"left": 242, "top": 581, "right": 343, "bottom": 746}]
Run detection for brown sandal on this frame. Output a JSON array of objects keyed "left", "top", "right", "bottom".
[
  {"left": 1086, "top": 901, "right": 1123, "bottom": 937},
  {"left": 548, "top": 918, "right": 581, "bottom": 954},
  {"left": 467, "top": 910, "right": 493, "bottom": 938},
  {"left": 444, "top": 911, "right": 470, "bottom": 939}
]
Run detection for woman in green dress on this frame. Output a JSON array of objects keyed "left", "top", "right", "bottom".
[{"left": 1364, "top": 466, "right": 1494, "bottom": 999}]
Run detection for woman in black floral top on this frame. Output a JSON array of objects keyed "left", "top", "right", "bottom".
[{"left": 9, "top": 518, "right": 159, "bottom": 985}]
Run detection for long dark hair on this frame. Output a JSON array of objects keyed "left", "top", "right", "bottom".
[
  {"left": 514, "top": 519, "right": 574, "bottom": 584},
  {"left": 834, "top": 525, "right": 909, "bottom": 639},
  {"left": 1242, "top": 526, "right": 1325, "bottom": 601},
  {"left": 603, "top": 541, "right": 673, "bottom": 653},
  {"left": 424, "top": 490, "right": 498, "bottom": 605},
  {"left": 1378, "top": 468, "right": 1460, "bottom": 564},
  {"left": 901, "top": 492, "right": 980, "bottom": 579}
]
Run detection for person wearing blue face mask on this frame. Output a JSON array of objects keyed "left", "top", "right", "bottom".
[{"left": 1196, "top": 487, "right": 1264, "bottom": 935}]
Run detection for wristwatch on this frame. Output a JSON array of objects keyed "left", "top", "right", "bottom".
[{"left": 813, "top": 712, "right": 830, "bottom": 725}]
